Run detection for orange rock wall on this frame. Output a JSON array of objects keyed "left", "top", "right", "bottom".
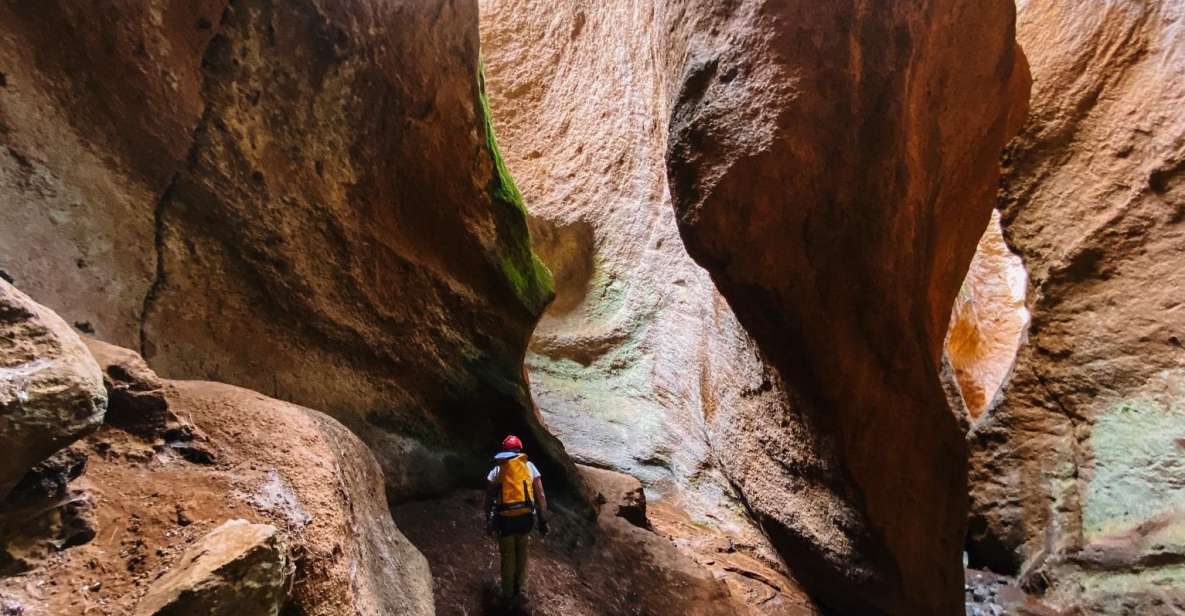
[
  {"left": 0, "top": 0, "right": 567, "bottom": 498},
  {"left": 968, "top": 1, "right": 1185, "bottom": 611}
]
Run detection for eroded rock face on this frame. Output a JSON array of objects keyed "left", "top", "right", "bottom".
[
  {"left": 0, "top": 281, "right": 107, "bottom": 499},
  {"left": 968, "top": 1, "right": 1185, "bottom": 611},
  {"left": 482, "top": 0, "right": 1028, "bottom": 612},
  {"left": 0, "top": 342, "right": 434, "bottom": 616},
  {"left": 664, "top": 1, "right": 1029, "bottom": 613},
  {"left": 0, "top": 0, "right": 563, "bottom": 498},
  {"left": 946, "top": 211, "right": 1029, "bottom": 420},
  {"left": 479, "top": 1, "right": 852, "bottom": 611}
]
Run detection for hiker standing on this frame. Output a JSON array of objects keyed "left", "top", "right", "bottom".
[{"left": 484, "top": 434, "right": 550, "bottom": 604}]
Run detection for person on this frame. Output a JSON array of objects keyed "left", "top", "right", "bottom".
[{"left": 484, "top": 434, "right": 549, "bottom": 604}]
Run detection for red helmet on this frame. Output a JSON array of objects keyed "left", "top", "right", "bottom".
[{"left": 501, "top": 434, "right": 524, "bottom": 451}]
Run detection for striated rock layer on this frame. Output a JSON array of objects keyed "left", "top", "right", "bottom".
[
  {"left": 0, "top": 0, "right": 564, "bottom": 498},
  {"left": 483, "top": 0, "right": 1028, "bottom": 613},
  {"left": 968, "top": 0, "right": 1185, "bottom": 612},
  {"left": 664, "top": 1, "right": 1029, "bottom": 613}
]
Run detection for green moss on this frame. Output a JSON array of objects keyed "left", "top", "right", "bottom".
[{"left": 476, "top": 60, "right": 555, "bottom": 316}]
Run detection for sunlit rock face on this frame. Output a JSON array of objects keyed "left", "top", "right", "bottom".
[
  {"left": 483, "top": 0, "right": 1028, "bottom": 613},
  {"left": 967, "top": 0, "right": 1185, "bottom": 611},
  {"left": 0, "top": 0, "right": 569, "bottom": 497},
  {"left": 946, "top": 211, "right": 1029, "bottom": 420},
  {"left": 478, "top": 3, "right": 849, "bottom": 609}
]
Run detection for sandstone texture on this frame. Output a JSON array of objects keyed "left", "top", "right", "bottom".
[
  {"left": 479, "top": 1, "right": 848, "bottom": 611},
  {"left": 482, "top": 0, "right": 1029, "bottom": 612},
  {"left": 968, "top": 0, "right": 1185, "bottom": 612},
  {"left": 0, "top": 280, "right": 107, "bottom": 499},
  {"left": 946, "top": 211, "right": 1029, "bottom": 420},
  {"left": 0, "top": 0, "right": 565, "bottom": 499},
  {"left": 0, "top": 342, "right": 433, "bottom": 616},
  {"left": 134, "top": 519, "right": 289, "bottom": 616},
  {"left": 664, "top": 1, "right": 1029, "bottom": 613}
]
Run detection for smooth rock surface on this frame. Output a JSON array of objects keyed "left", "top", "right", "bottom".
[
  {"left": 664, "top": 0, "right": 1029, "bottom": 613},
  {"left": 968, "top": 0, "right": 1185, "bottom": 612},
  {"left": 0, "top": 280, "right": 107, "bottom": 499},
  {"left": 479, "top": 2, "right": 849, "bottom": 612},
  {"left": 0, "top": 0, "right": 565, "bottom": 499}
]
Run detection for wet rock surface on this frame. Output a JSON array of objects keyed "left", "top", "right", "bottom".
[
  {"left": 967, "top": 0, "right": 1185, "bottom": 612},
  {"left": 0, "top": 281, "right": 107, "bottom": 499}
]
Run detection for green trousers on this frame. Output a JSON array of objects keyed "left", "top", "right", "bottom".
[{"left": 498, "top": 532, "right": 529, "bottom": 596}]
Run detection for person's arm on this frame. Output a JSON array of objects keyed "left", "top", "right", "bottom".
[
  {"left": 533, "top": 477, "right": 550, "bottom": 535},
  {"left": 484, "top": 480, "right": 499, "bottom": 512},
  {"left": 483, "top": 477, "right": 499, "bottom": 534}
]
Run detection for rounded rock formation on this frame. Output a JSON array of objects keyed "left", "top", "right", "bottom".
[{"left": 0, "top": 281, "right": 107, "bottom": 499}]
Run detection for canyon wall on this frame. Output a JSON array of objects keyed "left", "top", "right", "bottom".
[
  {"left": 0, "top": 0, "right": 568, "bottom": 497},
  {"left": 479, "top": 2, "right": 860, "bottom": 611},
  {"left": 483, "top": 0, "right": 1028, "bottom": 613},
  {"left": 665, "top": 1, "right": 1029, "bottom": 613},
  {"left": 968, "top": 0, "right": 1185, "bottom": 611}
]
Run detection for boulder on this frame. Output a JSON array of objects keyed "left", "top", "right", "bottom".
[
  {"left": 578, "top": 465, "right": 649, "bottom": 529},
  {"left": 0, "top": 280, "right": 106, "bottom": 499},
  {"left": 0, "top": 342, "right": 434, "bottom": 616},
  {"left": 134, "top": 519, "right": 289, "bottom": 616},
  {"left": 83, "top": 337, "right": 170, "bottom": 436},
  {"left": 968, "top": 0, "right": 1185, "bottom": 611}
]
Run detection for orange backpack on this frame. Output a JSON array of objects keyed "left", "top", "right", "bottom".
[{"left": 495, "top": 454, "right": 535, "bottom": 517}]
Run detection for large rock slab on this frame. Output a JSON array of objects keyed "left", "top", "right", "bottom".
[
  {"left": 134, "top": 519, "right": 289, "bottom": 616},
  {"left": 0, "top": 0, "right": 567, "bottom": 498},
  {"left": 968, "top": 0, "right": 1185, "bottom": 611},
  {"left": 664, "top": 1, "right": 1029, "bottom": 613},
  {"left": 0, "top": 280, "right": 106, "bottom": 499},
  {"left": 0, "top": 342, "right": 434, "bottom": 616}
]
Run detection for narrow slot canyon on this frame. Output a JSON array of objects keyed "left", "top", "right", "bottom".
[{"left": 1, "top": 1, "right": 1182, "bottom": 615}]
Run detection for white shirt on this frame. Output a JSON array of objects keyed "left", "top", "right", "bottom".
[{"left": 487, "top": 451, "right": 541, "bottom": 483}]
